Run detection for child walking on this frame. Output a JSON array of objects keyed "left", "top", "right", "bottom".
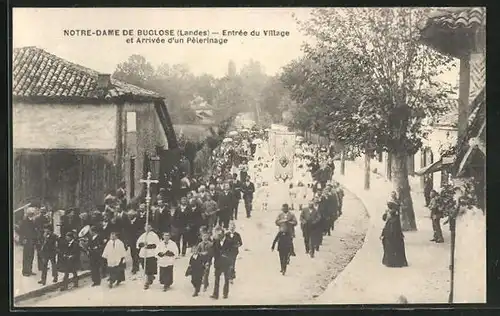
[
  {"left": 271, "top": 226, "right": 293, "bottom": 275},
  {"left": 185, "top": 246, "right": 205, "bottom": 297},
  {"left": 157, "top": 232, "right": 179, "bottom": 291},
  {"left": 101, "top": 231, "right": 127, "bottom": 288}
]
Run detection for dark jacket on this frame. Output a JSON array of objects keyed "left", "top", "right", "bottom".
[
  {"left": 87, "top": 234, "right": 104, "bottom": 259},
  {"left": 114, "top": 211, "right": 130, "bottom": 242},
  {"left": 58, "top": 238, "right": 81, "bottom": 272},
  {"left": 170, "top": 208, "right": 188, "bottom": 236},
  {"left": 19, "top": 218, "right": 37, "bottom": 244},
  {"left": 301, "top": 208, "right": 322, "bottom": 229},
  {"left": 34, "top": 215, "right": 51, "bottom": 241},
  {"left": 211, "top": 237, "right": 233, "bottom": 270},
  {"left": 272, "top": 231, "right": 293, "bottom": 253},
  {"left": 224, "top": 231, "right": 243, "bottom": 256},
  {"left": 218, "top": 191, "right": 234, "bottom": 215},
  {"left": 188, "top": 205, "right": 204, "bottom": 229},
  {"left": 186, "top": 254, "right": 205, "bottom": 279},
  {"left": 318, "top": 197, "right": 333, "bottom": 219},
  {"left": 39, "top": 232, "right": 59, "bottom": 258},
  {"left": 231, "top": 180, "right": 242, "bottom": 201},
  {"left": 100, "top": 220, "right": 116, "bottom": 244},
  {"left": 126, "top": 216, "right": 145, "bottom": 247},
  {"left": 153, "top": 206, "right": 170, "bottom": 234},
  {"left": 241, "top": 182, "right": 255, "bottom": 201}
]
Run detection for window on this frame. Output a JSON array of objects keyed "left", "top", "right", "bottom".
[{"left": 126, "top": 112, "right": 137, "bottom": 132}]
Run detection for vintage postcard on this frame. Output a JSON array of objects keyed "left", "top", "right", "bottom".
[{"left": 11, "top": 7, "right": 486, "bottom": 308}]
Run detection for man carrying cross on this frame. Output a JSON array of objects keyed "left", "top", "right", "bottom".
[{"left": 136, "top": 172, "right": 161, "bottom": 289}]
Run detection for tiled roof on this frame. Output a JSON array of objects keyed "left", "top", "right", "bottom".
[
  {"left": 12, "top": 46, "right": 162, "bottom": 101},
  {"left": 424, "top": 7, "right": 486, "bottom": 30}
]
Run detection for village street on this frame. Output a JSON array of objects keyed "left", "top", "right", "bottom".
[{"left": 23, "top": 166, "right": 369, "bottom": 307}]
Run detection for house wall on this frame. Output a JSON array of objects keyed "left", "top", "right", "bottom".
[
  {"left": 13, "top": 149, "right": 117, "bottom": 211},
  {"left": 12, "top": 102, "right": 119, "bottom": 210},
  {"left": 13, "top": 102, "right": 117, "bottom": 150},
  {"left": 123, "top": 102, "right": 169, "bottom": 201},
  {"left": 453, "top": 207, "right": 486, "bottom": 303},
  {"left": 421, "top": 127, "right": 458, "bottom": 190}
]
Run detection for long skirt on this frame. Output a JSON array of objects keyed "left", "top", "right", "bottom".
[
  {"left": 382, "top": 237, "right": 408, "bottom": 268},
  {"left": 141, "top": 257, "right": 158, "bottom": 275},
  {"left": 108, "top": 265, "right": 125, "bottom": 283},
  {"left": 159, "top": 265, "right": 174, "bottom": 286}
]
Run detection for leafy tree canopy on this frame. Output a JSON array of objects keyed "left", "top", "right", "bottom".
[{"left": 283, "top": 8, "right": 456, "bottom": 155}]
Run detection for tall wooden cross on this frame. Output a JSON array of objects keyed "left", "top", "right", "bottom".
[{"left": 139, "top": 171, "right": 159, "bottom": 279}]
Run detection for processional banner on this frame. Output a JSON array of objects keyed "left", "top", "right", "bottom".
[
  {"left": 268, "top": 130, "right": 276, "bottom": 156},
  {"left": 274, "top": 131, "right": 296, "bottom": 181}
]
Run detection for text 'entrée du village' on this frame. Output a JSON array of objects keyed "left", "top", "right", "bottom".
[{"left": 63, "top": 29, "right": 291, "bottom": 45}]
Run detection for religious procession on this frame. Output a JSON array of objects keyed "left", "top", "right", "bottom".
[
  {"left": 16, "top": 123, "right": 356, "bottom": 299},
  {"left": 13, "top": 7, "right": 485, "bottom": 308}
]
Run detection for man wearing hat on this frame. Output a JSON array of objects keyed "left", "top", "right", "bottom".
[{"left": 275, "top": 204, "right": 297, "bottom": 256}]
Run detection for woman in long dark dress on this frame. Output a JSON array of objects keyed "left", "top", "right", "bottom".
[{"left": 380, "top": 201, "right": 408, "bottom": 268}]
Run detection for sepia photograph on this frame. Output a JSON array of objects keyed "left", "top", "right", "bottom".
[{"left": 11, "top": 7, "right": 486, "bottom": 308}]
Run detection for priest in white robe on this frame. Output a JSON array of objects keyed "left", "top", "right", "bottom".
[{"left": 137, "top": 224, "right": 161, "bottom": 289}]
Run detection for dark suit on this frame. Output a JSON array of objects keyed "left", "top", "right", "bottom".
[
  {"left": 306, "top": 208, "right": 322, "bottom": 256},
  {"left": 225, "top": 232, "right": 242, "bottom": 279},
  {"left": 272, "top": 232, "right": 293, "bottom": 273},
  {"left": 126, "top": 216, "right": 145, "bottom": 273},
  {"left": 318, "top": 197, "right": 332, "bottom": 236},
  {"left": 114, "top": 212, "right": 130, "bottom": 245},
  {"left": 217, "top": 191, "right": 233, "bottom": 229},
  {"left": 34, "top": 215, "right": 51, "bottom": 272},
  {"left": 87, "top": 234, "right": 104, "bottom": 285},
  {"left": 188, "top": 206, "right": 204, "bottom": 247},
  {"left": 153, "top": 206, "right": 170, "bottom": 235},
  {"left": 99, "top": 220, "right": 115, "bottom": 276},
  {"left": 230, "top": 181, "right": 242, "bottom": 220},
  {"left": 19, "top": 218, "right": 37, "bottom": 275},
  {"left": 59, "top": 239, "right": 80, "bottom": 289},
  {"left": 211, "top": 237, "right": 233, "bottom": 298},
  {"left": 39, "top": 232, "right": 59, "bottom": 284},
  {"left": 241, "top": 182, "right": 255, "bottom": 218},
  {"left": 173, "top": 207, "right": 190, "bottom": 255},
  {"left": 327, "top": 194, "right": 340, "bottom": 232}
]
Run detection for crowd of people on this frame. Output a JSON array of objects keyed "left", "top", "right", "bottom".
[
  {"left": 16, "top": 127, "right": 264, "bottom": 298},
  {"left": 16, "top": 126, "right": 352, "bottom": 298}
]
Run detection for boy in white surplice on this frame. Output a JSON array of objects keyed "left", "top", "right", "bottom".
[
  {"left": 156, "top": 232, "right": 179, "bottom": 291},
  {"left": 101, "top": 231, "right": 127, "bottom": 288},
  {"left": 136, "top": 224, "right": 161, "bottom": 289}
]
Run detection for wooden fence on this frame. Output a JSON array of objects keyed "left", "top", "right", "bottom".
[{"left": 13, "top": 149, "right": 117, "bottom": 212}]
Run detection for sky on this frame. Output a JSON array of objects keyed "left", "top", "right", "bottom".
[
  {"left": 13, "top": 8, "right": 313, "bottom": 78},
  {"left": 13, "top": 7, "right": 458, "bottom": 85}
]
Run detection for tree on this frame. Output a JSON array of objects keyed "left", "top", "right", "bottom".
[
  {"left": 260, "top": 75, "right": 294, "bottom": 122},
  {"left": 113, "top": 54, "right": 155, "bottom": 87},
  {"left": 240, "top": 60, "right": 268, "bottom": 122},
  {"left": 227, "top": 60, "right": 237, "bottom": 77},
  {"left": 285, "top": 8, "right": 455, "bottom": 231}
]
